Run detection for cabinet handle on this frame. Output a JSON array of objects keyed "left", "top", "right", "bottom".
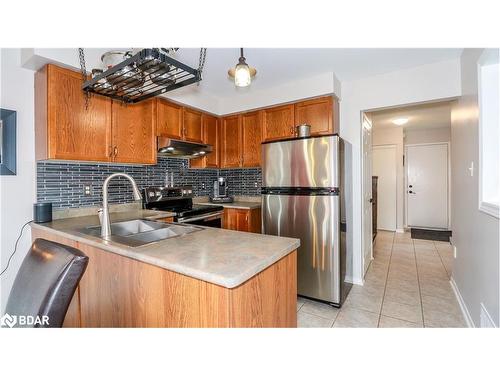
[
  {"left": 113, "top": 146, "right": 118, "bottom": 157},
  {"left": 109, "top": 146, "right": 114, "bottom": 157}
]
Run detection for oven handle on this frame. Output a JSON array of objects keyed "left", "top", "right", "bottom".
[{"left": 177, "top": 211, "right": 223, "bottom": 223}]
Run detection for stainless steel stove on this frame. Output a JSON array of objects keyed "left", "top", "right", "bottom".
[{"left": 143, "top": 186, "right": 224, "bottom": 227}]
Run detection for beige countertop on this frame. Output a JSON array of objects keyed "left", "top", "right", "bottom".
[{"left": 31, "top": 209, "right": 299, "bottom": 289}]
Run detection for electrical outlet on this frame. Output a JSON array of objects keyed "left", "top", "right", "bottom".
[
  {"left": 83, "top": 184, "right": 92, "bottom": 196},
  {"left": 453, "top": 245, "right": 457, "bottom": 259}
]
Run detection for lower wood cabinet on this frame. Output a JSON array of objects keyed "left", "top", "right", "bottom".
[{"left": 223, "top": 207, "right": 261, "bottom": 233}]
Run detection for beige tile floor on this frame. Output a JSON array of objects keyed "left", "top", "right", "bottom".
[{"left": 297, "top": 230, "right": 467, "bottom": 328}]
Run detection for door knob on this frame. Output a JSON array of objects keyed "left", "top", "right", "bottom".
[
  {"left": 409, "top": 185, "right": 413, "bottom": 188},
  {"left": 409, "top": 190, "right": 415, "bottom": 194}
]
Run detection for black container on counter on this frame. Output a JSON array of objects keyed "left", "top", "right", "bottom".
[{"left": 33, "top": 202, "right": 52, "bottom": 223}]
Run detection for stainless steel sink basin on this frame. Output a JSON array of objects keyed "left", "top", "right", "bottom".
[{"left": 76, "top": 219, "right": 202, "bottom": 247}]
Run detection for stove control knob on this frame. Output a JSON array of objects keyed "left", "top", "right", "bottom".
[
  {"left": 148, "top": 191, "right": 155, "bottom": 198},
  {"left": 155, "top": 191, "right": 161, "bottom": 197}
]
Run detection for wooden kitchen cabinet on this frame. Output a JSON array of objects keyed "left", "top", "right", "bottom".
[
  {"left": 262, "top": 104, "right": 295, "bottom": 142},
  {"left": 111, "top": 99, "right": 157, "bottom": 164},
  {"left": 223, "top": 208, "right": 261, "bottom": 233},
  {"left": 183, "top": 107, "right": 203, "bottom": 143},
  {"left": 220, "top": 115, "right": 242, "bottom": 168},
  {"left": 190, "top": 113, "right": 219, "bottom": 168},
  {"left": 156, "top": 98, "right": 183, "bottom": 139},
  {"left": 219, "top": 111, "right": 263, "bottom": 169},
  {"left": 241, "top": 111, "right": 262, "bottom": 167},
  {"left": 35, "top": 64, "right": 112, "bottom": 162},
  {"left": 294, "top": 96, "right": 334, "bottom": 135}
]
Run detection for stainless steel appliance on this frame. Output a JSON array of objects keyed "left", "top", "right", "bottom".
[
  {"left": 143, "top": 186, "right": 224, "bottom": 227},
  {"left": 157, "top": 136, "right": 213, "bottom": 158},
  {"left": 210, "top": 177, "right": 233, "bottom": 203},
  {"left": 261, "top": 134, "right": 352, "bottom": 307}
]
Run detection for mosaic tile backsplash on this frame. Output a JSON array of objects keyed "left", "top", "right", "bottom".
[{"left": 37, "top": 157, "right": 262, "bottom": 209}]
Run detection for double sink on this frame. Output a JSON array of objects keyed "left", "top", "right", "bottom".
[{"left": 77, "top": 219, "right": 202, "bottom": 247}]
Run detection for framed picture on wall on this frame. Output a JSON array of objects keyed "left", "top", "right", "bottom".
[{"left": 0, "top": 108, "right": 17, "bottom": 175}]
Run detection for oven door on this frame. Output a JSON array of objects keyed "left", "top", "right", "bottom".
[{"left": 176, "top": 211, "right": 223, "bottom": 228}]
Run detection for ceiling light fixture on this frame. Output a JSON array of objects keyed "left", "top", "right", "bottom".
[
  {"left": 228, "top": 48, "right": 256, "bottom": 87},
  {"left": 392, "top": 117, "right": 409, "bottom": 126}
]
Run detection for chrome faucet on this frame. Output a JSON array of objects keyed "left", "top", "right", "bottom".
[{"left": 98, "top": 173, "right": 142, "bottom": 239}]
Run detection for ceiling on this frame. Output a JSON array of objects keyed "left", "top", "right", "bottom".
[
  {"left": 369, "top": 101, "right": 453, "bottom": 130},
  {"left": 170, "top": 48, "right": 462, "bottom": 98}
]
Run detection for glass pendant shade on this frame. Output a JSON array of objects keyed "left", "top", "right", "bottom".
[{"left": 234, "top": 61, "right": 251, "bottom": 87}]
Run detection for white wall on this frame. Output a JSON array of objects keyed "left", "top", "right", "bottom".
[
  {"left": 372, "top": 127, "right": 404, "bottom": 231},
  {"left": 218, "top": 72, "right": 341, "bottom": 114},
  {"left": 404, "top": 127, "right": 451, "bottom": 144},
  {"left": 450, "top": 49, "right": 499, "bottom": 327},
  {"left": 0, "top": 49, "right": 36, "bottom": 311},
  {"left": 340, "top": 59, "right": 461, "bottom": 284}
]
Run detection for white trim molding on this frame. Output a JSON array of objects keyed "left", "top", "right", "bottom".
[
  {"left": 450, "top": 277, "right": 474, "bottom": 328},
  {"left": 477, "top": 49, "right": 499, "bottom": 219}
]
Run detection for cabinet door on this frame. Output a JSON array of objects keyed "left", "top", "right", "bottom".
[
  {"left": 294, "top": 96, "right": 333, "bottom": 135},
  {"left": 45, "top": 64, "right": 112, "bottom": 161},
  {"left": 203, "top": 114, "right": 219, "bottom": 167},
  {"left": 157, "top": 99, "right": 183, "bottom": 139},
  {"left": 220, "top": 115, "right": 242, "bottom": 168},
  {"left": 262, "top": 104, "right": 295, "bottom": 142},
  {"left": 223, "top": 208, "right": 249, "bottom": 231},
  {"left": 111, "top": 99, "right": 157, "bottom": 164},
  {"left": 241, "top": 111, "right": 262, "bottom": 167},
  {"left": 183, "top": 108, "right": 203, "bottom": 143},
  {"left": 190, "top": 113, "right": 219, "bottom": 168}
]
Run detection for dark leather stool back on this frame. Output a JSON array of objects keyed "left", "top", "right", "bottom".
[{"left": 5, "top": 238, "right": 88, "bottom": 328}]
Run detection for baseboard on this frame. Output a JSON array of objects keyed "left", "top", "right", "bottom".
[
  {"left": 396, "top": 228, "right": 405, "bottom": 233},
  {"left": 345, "top": 276, "right": 364, "bottom": 286},
  {"left": 450, "top": 277, "right": 474, "bottom": 328}
]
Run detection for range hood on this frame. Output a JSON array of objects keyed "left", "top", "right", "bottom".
[{"left": 157, "top": 137, "right": 212, "bottom": 159}]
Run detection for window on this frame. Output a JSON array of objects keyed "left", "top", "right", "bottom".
[{"left": 478, "top": 49, "right": 499, "bottom": 218}]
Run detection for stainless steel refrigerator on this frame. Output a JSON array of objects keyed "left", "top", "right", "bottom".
[{"left": 261, "top": 134, "right": 352, "bottom": 306}]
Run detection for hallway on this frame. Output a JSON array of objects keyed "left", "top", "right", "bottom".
[{"left": 298, "top": 231, "right": 466, "bottom": 327}]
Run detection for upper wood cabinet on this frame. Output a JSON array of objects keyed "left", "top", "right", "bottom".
[
  {"left": 262, "top": 104, "right": 295, "bottom": 142},
  {"left": 190, "top": 113, "right": 219, "bottom": 169},
  {"left": 183, "top": 108, "right": 203, "bottom": 143},
  {"left": 294, "top": 96, "right": 333, "bottom": 135},
  {"left": 156, "top": 99, "right": 183, "bottom": 139},
  {"left": 111, "top": 99, "right": 157, "bottom": 164},
  {"left": 203, "top": 114, "right": 219, "bottom": 168},
  {"left": 221, "top": 115, "right": 242, "bottom": 168},
  {"left": 241, "top": 111, "right": 262, "bottom": 167},
  {"left": 35, "top": 64, "right": 112, "bottom": 162}
]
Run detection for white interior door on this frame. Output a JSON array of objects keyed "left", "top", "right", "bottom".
[
  {"left": 373, "top": 145, "right": 397, "bottom": 231},
  {"left": 362, "top": 115, "right": 373, "bottom": 274},
  {"left": 406, "top": 143, "right": 449, "bottom": 229}
]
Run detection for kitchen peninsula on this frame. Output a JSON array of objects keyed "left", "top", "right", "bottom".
[{"left": 30, "top": 209, "right": 299, "bottom": 328}]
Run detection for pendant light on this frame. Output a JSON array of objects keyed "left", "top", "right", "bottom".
[{"left": 228, "top": 48, "right": 257, "bottom": 87}]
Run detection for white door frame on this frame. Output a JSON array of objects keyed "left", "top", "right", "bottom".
[
  {"left": 360, "top": 113, "right": 373, "bottom": 278},
  {"left": 373, "top": 144, "right": 398, "bottom": 231},
  {"left": 404, "top": 141, "right": 451, "bottom": 229}
]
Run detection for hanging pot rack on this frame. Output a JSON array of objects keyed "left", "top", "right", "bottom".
[{"left": 81, "top": 48, "right": 205, "bottom": 104}]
